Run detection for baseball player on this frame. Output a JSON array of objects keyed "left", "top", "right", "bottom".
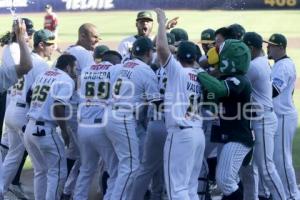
[
  {"left": 1, "top": 29, "right": 53, "bottom": 198},
  {"left": 1, "top": 17, "right": 35, "bottom": 161},
  {"left": 105, "top": 36, "right": 159, "bottom": 199},
  {"left": 24, "top": 54, "right": 76, "bottom": 200},
  {"left": 169, "top": 27, "right": 189, "bottom": 46},
  {"left": 128, "top": 43, "right": 174, "bottom": 200},
  {"left": 240, "top": 32, "right": 286, "bottom": 200},
  {"left": 197, "top": 38, "right": 254, "bottom": 199},
  {"left": 198, "top": 28, "right": 215, "bottom": 59},
  {"left": 228, "top": 23, "right": 245, "bottom": 40},
  {"left": 73, "top": 50, "right": 122, "bottom": 200},
  {"left": 62, "top": 23, "right": 99, "bottom": 199},
  {"left": 93, "top": 45, "right": 110, "bottom": 63},
  {"left": 0, "top": 19, "right": 33, "bottom": 93},
  {"left": 155, "top": 8, "right": 205, "bottom": 199},
  {"left": 118, "top": 11, "right": 154, "bottom": 59},
  {"left": 0, "top": 20, "right": 33, "bottom": 199},
  {"left": 265, "top": 33, "right": 300, "bottom": 199}
]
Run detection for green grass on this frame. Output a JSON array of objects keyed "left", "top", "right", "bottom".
[
  {"left": 1, "top": 10, "right": 300, "bottom": 169},
  {"left": 1, "top": 10, "right": 300, "bottom": 41}
]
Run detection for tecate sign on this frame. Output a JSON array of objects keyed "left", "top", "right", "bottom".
[{"left": 62, "top": 0, "right": 114, "bottom": 10}]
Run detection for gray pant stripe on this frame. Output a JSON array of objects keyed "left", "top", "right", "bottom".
[
  {"left": 120, "top": 115, "right": 133, "bottom": 200},
  {"left": 50, "top": 129, "right": 61, "bottom": 199},
  {"left": 262, "top": 117, "right": 283, "bottom": 200}
]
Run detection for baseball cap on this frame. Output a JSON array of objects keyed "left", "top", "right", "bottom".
[
  {"left": 132, "top": 37, "right": 155, "bottom": 56},
  {"left": 136, "top": 11, "right": 153, "bottom": 21},
  {"left": 33, "top": 29, "right": 55, "bottom": 45},
  {"left": 264, "top": 33, "right": 287, "bottom": 48},
  {"left": 94, "top": 45, "right": 110, "bottom": 59},
  {"left": 199, "top": 28, "right": 215, "bottom": 44},
  {"left": 228, "top": 23, "right": 246, "bottom": 40},
  {"left": 170, "top": 28, "right": 189, "bottom": 43},
  {"left": 22, "top": 18, "right": 35, "bottom": 36},
  {"left": 243, "top": 32, "right": 263, "bottom": 49},
  {"left": 176, "top": 41, "right": 197, "bottom": 62}
]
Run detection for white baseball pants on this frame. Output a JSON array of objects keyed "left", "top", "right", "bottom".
[
  {"left": 1, "top": 105, "right": 27, "bottom": 194},
  {"left": 129, "top": 119, "right": 167, "bottom": 200},
  {"left": 73, "top": 120, "right": 118, "bottom": 200},
  {"left": 24, "top": 119, "right": 67, "bottom": 200},
  {"left": 274, "top": 112, "right": 300, "bottom": 200},
  {"left": 164, "top": 127, "right": 205, "bottom": 200},
  {"left": 105, "top": 109, "right": 140, "bottom": 200},
  {"left": 216, "top": 142, "right": 251, "bottom": 196},
  {"left": 241, "top": 110, "right": 286, "bottom": 200}
]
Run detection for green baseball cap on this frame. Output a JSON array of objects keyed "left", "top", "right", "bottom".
[
  {"left": 228, "top": 23, "right": 246, "bottom": 40},
  {"left": 199, "top": 28, "right": 215, "bottom": 44},
  {"left": 243, "top": 32, "right": 263, "bottom": 49},
  {"left": 33, "top": 29, "right": 55, "bottom": 45},
  {"left": 170, "top": 28, "right": 189, "bottom": 42},
  {"left": 136, "top": 11, "right": 153, "bottom": 21},
  {"left": 176, "top": 41, "right": 197, "bottom": 62},
  {"left": 94, "top": 45, "right": 110, "bottom": 59},
  {"left": 132, "top": 37, "right": 155, "bottom": 56},
  {"left": 264, "top": 33, "right": 287, "bottom": 48}
]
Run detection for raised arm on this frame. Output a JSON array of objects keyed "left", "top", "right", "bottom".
[
  {"left": 14, "top": 19, "right": 33, "bottom": 78},
  {"left": 155, "top": 8, "right": 170, "bottom": 66}
]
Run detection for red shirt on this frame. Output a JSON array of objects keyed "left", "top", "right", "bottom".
[{"left": 44, "top": 13, "right": 58, "bottom": 32}]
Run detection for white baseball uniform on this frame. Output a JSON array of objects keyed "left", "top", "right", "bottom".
[
  {"left": 118, "top": 36, "right": 137, "bottom": 60},
  {"left": 62, "top": 45, "right": 94, "bottom": 196},
  {"left": 163, "top": 54, "right": 205, "bottom": 200},
  {"left": 73, "top": 61, "right": 122, "bottom": 200},
  {"left": 2, "top": 52, "right": 48, "bottom": 194},
  {"left": 105, "top": 58, "right": 159, "bottom": 199},
  {"left": 0, "top": 42, "right": 20, "bottom": 197},
  {"left": 24, "top": 68, "right": 74, "bottom": 200},
  {"left": 240, "top": 55, "right": 286, "bottom": 200},
  {"left": 0, "top": 42, "right": 20, "bottom": 93},
  {"left": 0, "top": 42, "right": 20, "bottom": 153},
  {"left": 129, "top": 67, "right": 168, "bottom": 200},
  {"left": 271, "top": 56, "right": 300, "bottom": 199}
]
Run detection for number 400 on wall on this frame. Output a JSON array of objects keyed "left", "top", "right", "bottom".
[{"left": 264, "top": 0, "right": 297, "bottom": 7}]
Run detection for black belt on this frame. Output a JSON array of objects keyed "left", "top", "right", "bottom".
[
  {"left": 179, "top": 126, "right": 193, "bottom": 130},
  {"left": 16, "top": 102, "right": 26, "bottom": 108},
  {"left": 112, "top": 106, "right": 135, "bottom": 115},
  {"left": 94, "top": 118, "right": 102, "bottom": 123},
  {"left": 35, "top": 121, "right": 45, "bottom": 126}
]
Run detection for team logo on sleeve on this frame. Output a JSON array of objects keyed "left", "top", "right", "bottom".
[{"left": 273, "top": 78, "right": 284, "bottom": 88}]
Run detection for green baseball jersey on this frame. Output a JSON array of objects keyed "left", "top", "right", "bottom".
[{"left": 211, "top": 75, "right": 254, "bottom": 147}]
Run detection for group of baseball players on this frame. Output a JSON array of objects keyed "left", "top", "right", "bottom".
[{"left": 0, "top": 7, "right": 299, "bottom": 200}]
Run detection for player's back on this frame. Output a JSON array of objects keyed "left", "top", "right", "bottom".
[
  {"left": 66, "top": 45, "right": 94, "bottom": 76},
  {"left": 10, "top": 52, "right": 49, "bottom": 105},
  {"left": 163, "top": 55, "right": 203, "bottom": 129},
  {"left": 112, "top": 58, "right": 159, "bottom": 109},
  {"left": 79, "top": 61, "right": 121, "bottom": 120},
  {"left": 247, "top": 56, "right": 273, "bottom": 109},
  {"left": 27, "top": 68, "right": 74, "bottom": 124}
]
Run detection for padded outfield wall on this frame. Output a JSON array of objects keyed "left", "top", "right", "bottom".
[{"left": 0, "top": 0, "right": 299, "bottom": 13}]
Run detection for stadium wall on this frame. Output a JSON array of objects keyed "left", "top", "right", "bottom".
[{"left": 0, "top": 0, "right": 299, "bottom": 13}]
